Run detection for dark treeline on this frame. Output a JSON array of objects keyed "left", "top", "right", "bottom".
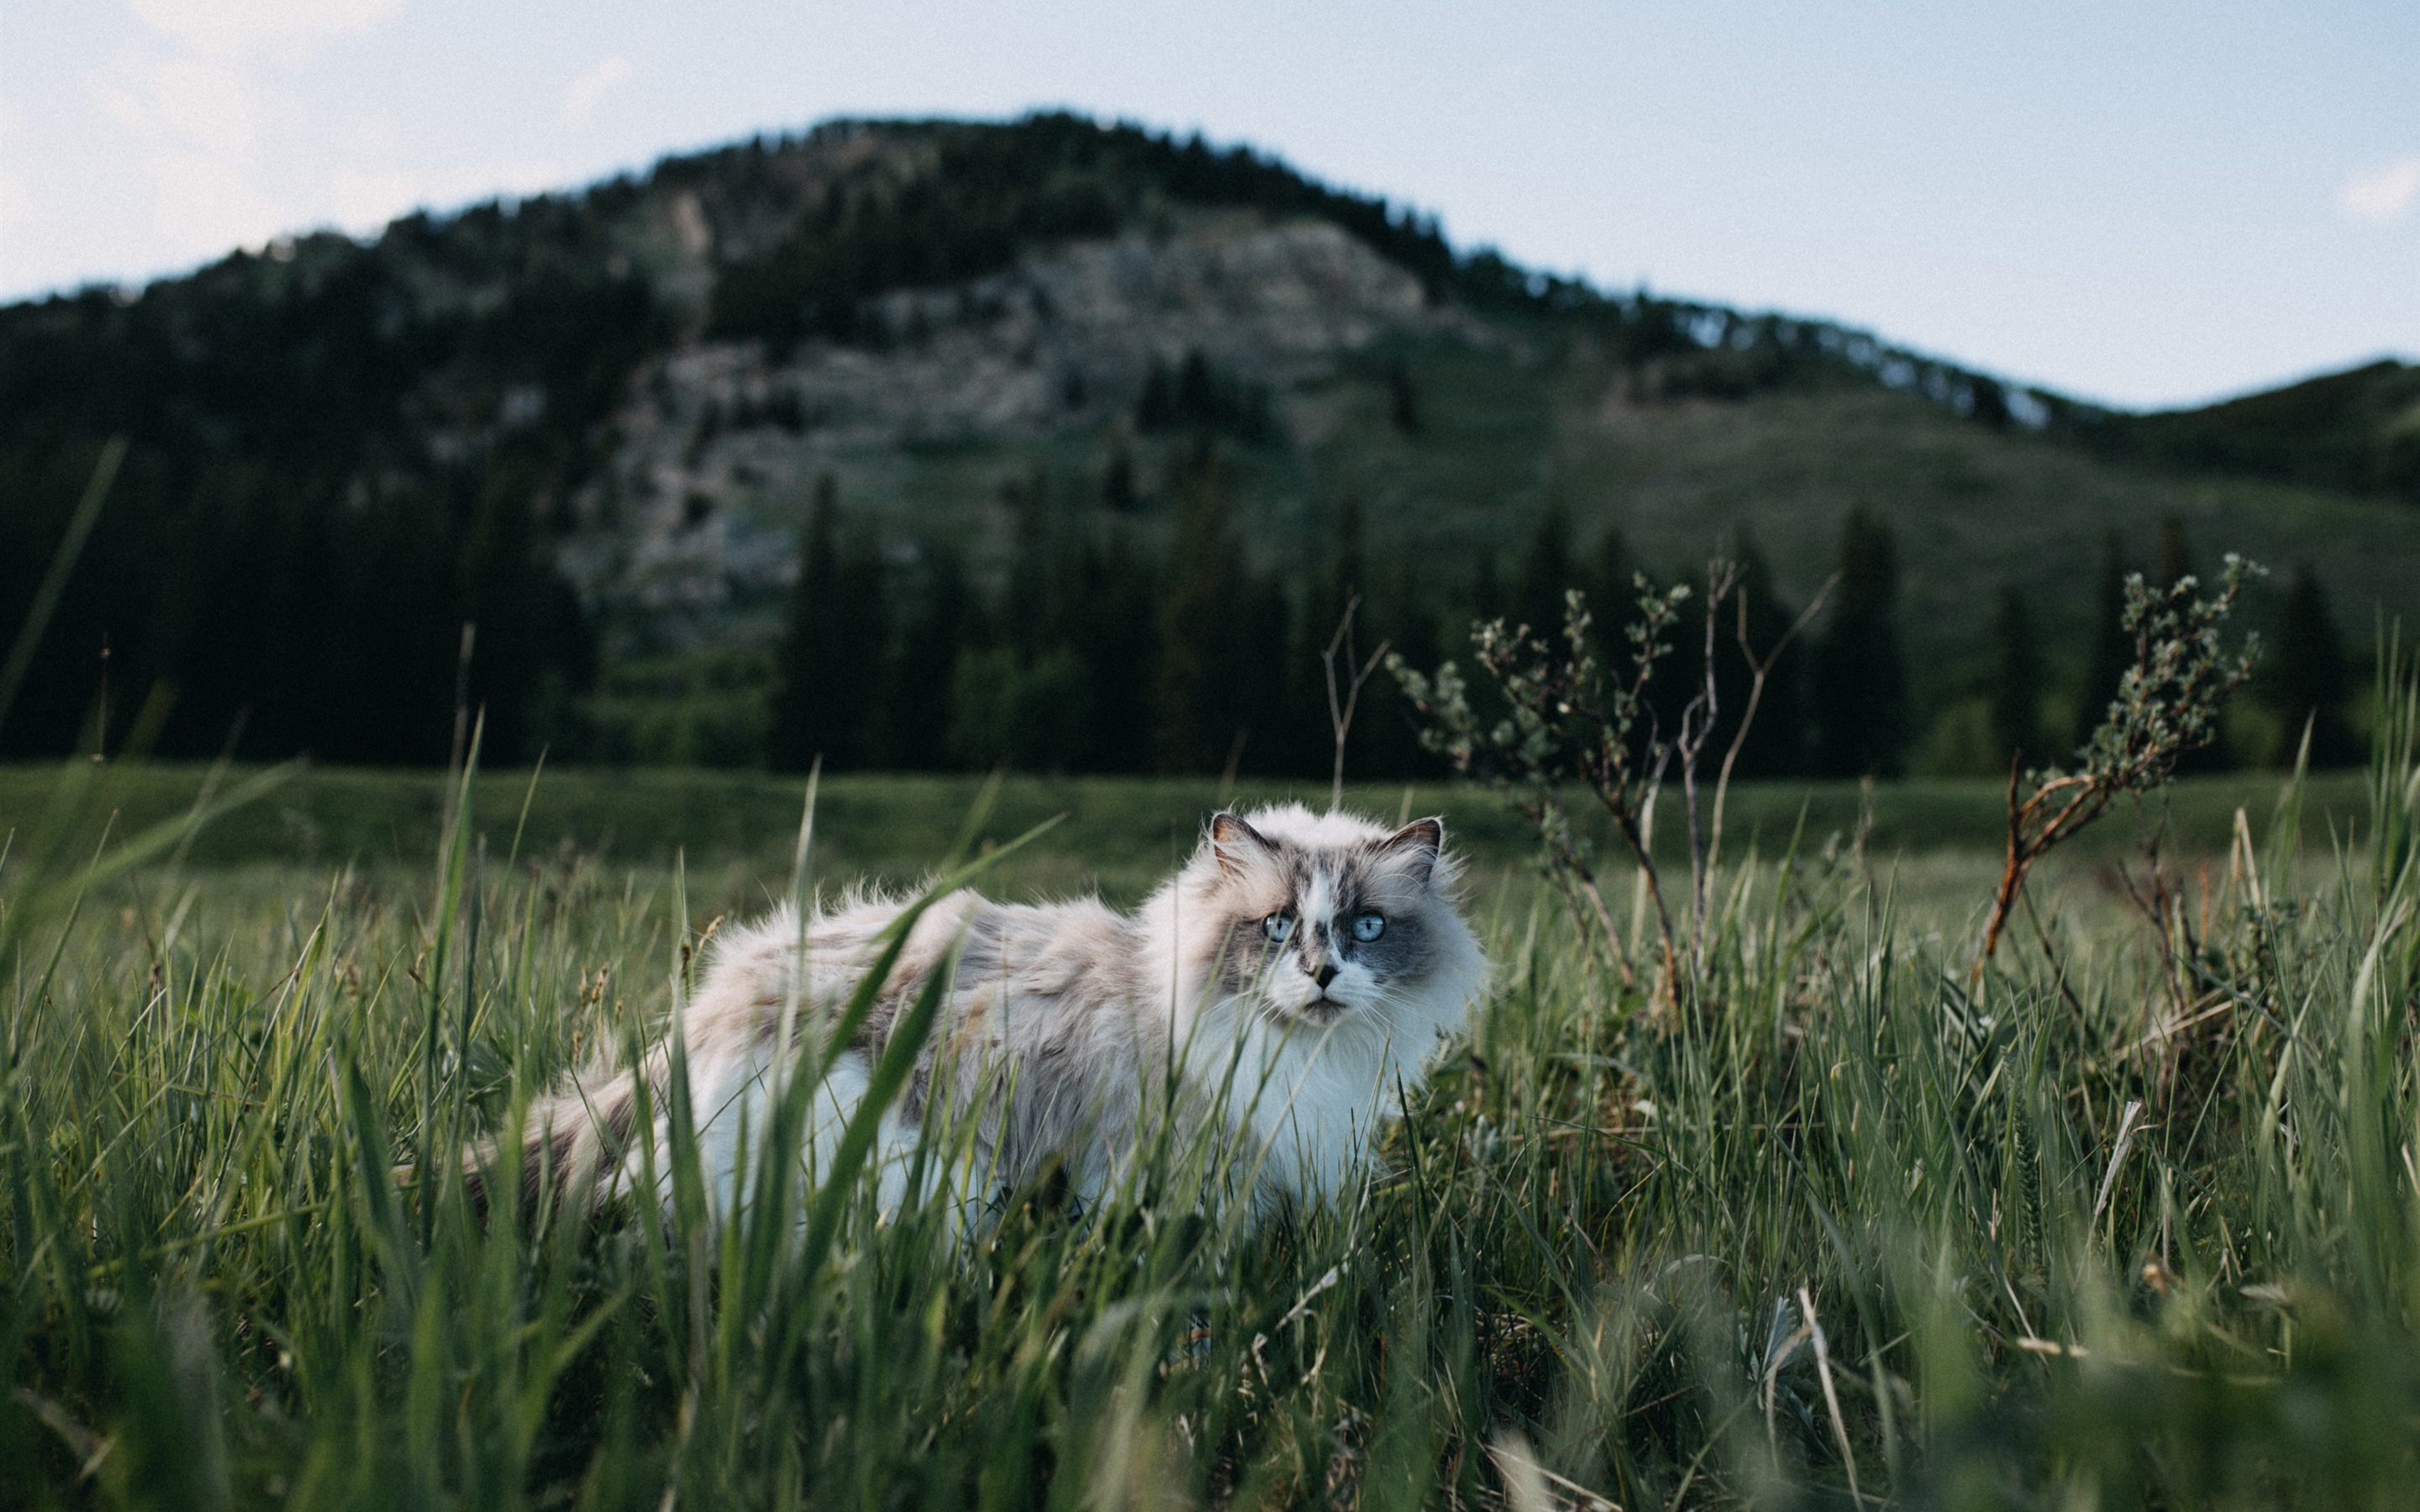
[
  {"left": 3, "top": 428, "right": 2370, "bottom": 779},
  {"left": 7, "top": 428, "right": 2373, "bottom": 781},
  {"left": 767, "top": 445, "right": 1440, "bottom": 781},
  {"left": 0, "top": 182, "right": 653, "bottom": 762},
  {"left": 0, "top": 434, "right": 592, "bottom": 766},
  {"left": 757, "top": 469, "right": 2371, "bottom": 783}
]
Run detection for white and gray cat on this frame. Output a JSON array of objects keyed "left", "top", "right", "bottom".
[{"left": 497, "top": 803, "right": 1488, "bottom": 1222}]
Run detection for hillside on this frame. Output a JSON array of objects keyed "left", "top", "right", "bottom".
[
  {"left": 3, "top": 113, "right": 2414, "bottom": 775},
  {"left": 2107, "top": 358, "right": 2420, "bottom": 504}
]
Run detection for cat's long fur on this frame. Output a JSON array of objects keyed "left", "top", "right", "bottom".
[{"left": 493, "top": 804, "right": 1487, "bottom": 1222}]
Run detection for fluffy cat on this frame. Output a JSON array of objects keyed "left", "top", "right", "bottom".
[{"left": 495, "top": 803, "right": 1488, "bottom": 1224}]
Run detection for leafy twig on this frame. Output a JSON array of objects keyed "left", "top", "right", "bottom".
[
  {"left": 1392, "top": 578, "right": 1691, "bottom": 990},
  {"left": 1977, "top": 555, "right": 2262, "bottom": 974}
]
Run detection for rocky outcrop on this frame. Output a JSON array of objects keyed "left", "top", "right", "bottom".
[{"left": 564, "top": 215, "right": 1481, "bottom": 648}]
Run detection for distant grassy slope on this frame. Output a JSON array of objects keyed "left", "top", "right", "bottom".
[
  {"left": 2111, "top": 358, "right": 2420, "bottom": 505},
  {"left": 792, "top": 328, "right": 2420, "bottom": 722},
  {"left": 1544, "top": 383, "right": 2420, "bottom": 704},
  {"left": 0, "top": 763, "right": 2365, "bottom": 905}
]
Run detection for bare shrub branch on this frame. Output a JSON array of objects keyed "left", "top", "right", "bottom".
[
  {"left": 1706, "top": 572, "right": 1836, "bottom": 881},
  {"left": 1321, "top": 595, "right": 1391, "bottom": 813},
  {"left": 1675, "top": 559, "right": 1741, "bottom": 944}
]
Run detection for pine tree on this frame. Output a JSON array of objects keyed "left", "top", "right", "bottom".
[
  {"left": 1234, "top": 576, "right": 1295, "bottom": 774},
  {"left": 2157, "top": 512, "right": 2193, "bottom": 589},
  {"left": 1136, "top": 361, "right": 1176, "bottom": 431},
  {"left": 823, "top": 526, "right": 891, "bottom": 769},
  {"left": 771, "top": 475, "right": 886, "bottom": 771},
  {"left": 1512, "top": 499, "right": 1575, "bottom": 641},
  {"left": 1968, "top": 377, "right": 2012, "bottom": 430},
  {"left": 1368, "top": 558, "right": 1445, "bottom": 780},
  {"left": 2269, "top": 564, "right": 2359, "bottom": 768},
  {"left": 1585, "top": 526, "right": 1630, "bottom": 617},
  {"left": 1645, "top": 537, "right": 1800, "bottom": 779},
  {"left": 1327, "top": 492, "right": 1367, "bottom": 617},
  {"left": 1988, "top": 584, "right": 2044, "bottom": 770},
  {"left": 1005, "top": 647, "right": 1091, "bottom": 774},
  {"left": 2078, "top": 529, "right": 2132, "bottom": 750},
  {"left": 1176, "top": 352, "right": 1217, "bottom": 427},
  {"left": 1026, "top": 516, "right": 1112, "bottom": 772},
  {"left": 1582, "top": 524, "right": 1634, "bottom": 664},
  {"left": 1154, "top": 440, "right": 1244, "bottom": 773},
  {"left": 457, "top": 459, "right": 581, "bottom": 763},
  {"left": 1809, "top": 507, "right": 1909, "bottom": 776},
  {"left": 1386, "top": 359, "right": 1422, "bottom": 435},
  {"left": 1077, "top": 524, "right": 1159, "bottom": 774},
  {"left": 771, "top": 475, "right": 843, "bottom": 772},
  {"left": 882, "top": 541, "right": 975, "bottom": 769},
  {"left": 1003, "top": 463, "right": 1054, "bottom": 658},
  {"left": 1102, "top": 442, "right": 1138, "bottom": 512},
  {"left": 1470, "top": 552, "right": 1504, "bottom": 628}
]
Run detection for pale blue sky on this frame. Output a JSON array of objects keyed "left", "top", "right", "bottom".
[{"left": 2, "top": 1, "right": 2412, "bottom": 409}]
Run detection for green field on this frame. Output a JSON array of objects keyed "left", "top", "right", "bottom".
[
  {"left": 6, "top": 737, "right": 2419, "bottom": 1505},
  {"left": 0, "top": 760, "right": 2374, "bottom": 900}
]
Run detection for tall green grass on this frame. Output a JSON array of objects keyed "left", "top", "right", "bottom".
[{"left": 6, "top": 662, "right": 2417, "bottom": 1507}]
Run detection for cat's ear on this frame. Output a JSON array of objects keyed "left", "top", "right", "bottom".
[
  {"left": 1207, "top": 811, "right": 1275, "bottom": 877},
  {"left": 1381, "top": 817, "right": 1444, "bottom": 880}
]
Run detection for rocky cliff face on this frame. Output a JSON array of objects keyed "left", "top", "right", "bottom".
[{"left": 566, "top": 213, "right": 1485, "bottom": 650}]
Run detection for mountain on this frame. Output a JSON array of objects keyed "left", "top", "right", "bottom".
[
  {"left": 3, "top": 113, "right": 2414, "bottom": 775},
  {"left": 2107, "top": 360, "right": 2420, "bottom": 506}
]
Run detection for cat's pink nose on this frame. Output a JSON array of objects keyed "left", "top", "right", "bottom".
[{"left": 1312, "top": 961, "right": 1339, "bottom": 990}]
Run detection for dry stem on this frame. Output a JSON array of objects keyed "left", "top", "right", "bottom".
[{"left": 1321, "top": 595, "right": 1390, "bottom": 813}]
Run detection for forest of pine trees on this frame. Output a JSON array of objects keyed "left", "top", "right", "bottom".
[
  {"left": 4, "top": 438, "right": 2371, "bottom": 780},
  {"left": 744, "top": 470, "right": 2370, "bottom": 784},
  {"left": 1809, "top": 507, "right": 1911, "bottom": 777},
  {"left": 764, "top": 445, "right": 1434, "bottom": 780}
]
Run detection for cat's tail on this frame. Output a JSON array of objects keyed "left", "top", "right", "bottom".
[{"left": 460, "top": 1051, "right": 662, "bottom": 1216}]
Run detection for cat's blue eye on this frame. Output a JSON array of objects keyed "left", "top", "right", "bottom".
[
  {"left": 1263, "top": 913, "right": 1296, "bottom": 942},
  {"left": 1351, "top": 913, "right": 1385, "bottom": 942}
]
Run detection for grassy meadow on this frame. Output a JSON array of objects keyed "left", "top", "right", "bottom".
[
  {"left": 0, "top": 759, "right": 2375, "bottom": 901},
  {"left": 5, "top": 725, "right": 2419, "bottom": 1506}
]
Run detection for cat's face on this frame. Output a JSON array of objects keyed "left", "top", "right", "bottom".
[{"left": 1197, "top": 808, "right": 1463, "bottom": 1026}]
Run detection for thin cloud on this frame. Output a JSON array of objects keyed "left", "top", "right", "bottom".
[
  {"left": 329, "top": 160, "right": 562, "bottom": 235},
  {"left": 563, "top": 57, "right": 635, "bottom": 127},
  {"left": 0, "top": 167, "right": 28, "bottom": 235},
  {"left": 129, "top": 0, "right": 404, "bottom": 60},
  {"left": 89, "top": 49, "right": 285, "bottom": 259},
  {"left": 143, "top": 58, "right": 255, "bottom": 155},
  {"left": 333, "top": 168, "right": 418, "bottom": 233},
  {"left": 147, "top": 149, "right": 284, "bottom": 251},
  {"left": 2341, "top": 155, "right": 2420, "bottom": 226},
  {"left": 96, "top": 0, "right": 406, "bottom": 271}
]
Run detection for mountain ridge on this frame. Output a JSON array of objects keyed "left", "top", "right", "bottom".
[{"left": 3, "top": 113, "right": 2413, "bottom": 773}]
